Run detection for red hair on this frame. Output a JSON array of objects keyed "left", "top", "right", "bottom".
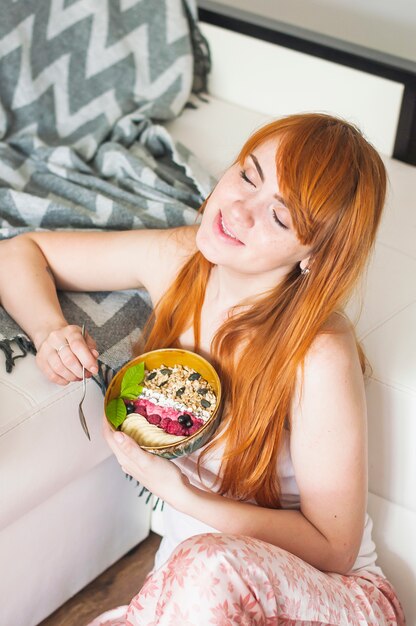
[{"left": 140, "top": 113, "right": 387, "bottom": 507}]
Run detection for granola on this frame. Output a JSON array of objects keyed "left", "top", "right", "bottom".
[{"left": 120, "top": 363, "right": 218, "bottom": 445}]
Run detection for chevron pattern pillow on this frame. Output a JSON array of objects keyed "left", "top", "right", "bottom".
[{"left": 0, "top": 0, "right": 204, "bottom": 160}]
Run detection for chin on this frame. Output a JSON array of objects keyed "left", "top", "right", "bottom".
[
  {"left": 195, "top": 233, "right": 234, "bottom": 268},
  {"left": 195, "top": 226, "right": 218, "bottom": 264},
  {"left": 195, "top": 220, "right": 246, "bottom": 269}
]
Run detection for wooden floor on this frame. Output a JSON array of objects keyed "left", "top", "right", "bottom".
[{"left": 39, "top": 532, "right": 162, "bottom": 626}]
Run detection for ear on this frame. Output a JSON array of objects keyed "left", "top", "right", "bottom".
[{"left": 299, "top": 256, "right": 311, "bottom": 272}]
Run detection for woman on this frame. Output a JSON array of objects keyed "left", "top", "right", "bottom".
[{"left": 0, "top": 113, "right": 406, "bottom": 625}]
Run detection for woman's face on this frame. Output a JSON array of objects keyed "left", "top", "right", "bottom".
[{"left": 196, "top": 140, "right": 311, "bottom": 280}]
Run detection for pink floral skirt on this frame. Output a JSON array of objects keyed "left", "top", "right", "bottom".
[{"left": 86, "top": 533, "right": 406, "bottom": 625}]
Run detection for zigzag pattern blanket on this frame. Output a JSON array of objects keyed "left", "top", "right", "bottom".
[{"left": 0, "top": 0, "right": 213, "bottom": 388}]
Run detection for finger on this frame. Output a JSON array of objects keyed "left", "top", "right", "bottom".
[
  {"left": 68, "top": 330, "right": 99, "bottom": 376},
  {"left": 103, "top": 430, "right": 132, "bottom": 471},
  {"left": 103, "top": 415, "right": 131, "bottom": 446},
  {"left": 102, "top": 416, "right": 124, "bottom": 453},
  {"left": 48, "top": 336, "right": 83, "bottom": 379},
  {"left": 85, "top": 330, "right": 97, "bottom": 351},
  {"left": 48, "top": 349, "right": 81, "bottom": 382},
  {"left": 40, "top": 358, "right": 72, "bottom": 386},
  {"left": 53, "top": 326, "right": 97, "bottom": 376},
  {"left": 46, "top": 327, "right": 84, "bottom": 378},
  {"left": 85, "top": 331, "right": 99, "bottom": 360},
  {"left": 102, "top": 416, "right": 142, "bottom": 459},
  {"left": 102, "top": 412, "right": 114, "bottom": 437},
  {"left": 110, "top": 431, "right": 151, "bottom": 470}
]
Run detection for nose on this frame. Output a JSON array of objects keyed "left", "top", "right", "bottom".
[{"left": 229, "top": 199, "right": 255, "bottom": 228}]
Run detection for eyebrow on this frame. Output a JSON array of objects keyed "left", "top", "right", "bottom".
[
  {"left": 249, "top": 153, "right": 288, "bottom": 208},
  {"left": 249, "top": 153, "right": 264, "bottom": 182}
]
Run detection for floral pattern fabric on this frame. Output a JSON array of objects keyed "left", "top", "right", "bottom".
[{"left": 86, "top": 533, "right": 406, "bottom": 626}]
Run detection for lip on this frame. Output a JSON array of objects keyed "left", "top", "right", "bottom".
[{"left": 213, "top": 211, "right": 244, "bottom": 246}]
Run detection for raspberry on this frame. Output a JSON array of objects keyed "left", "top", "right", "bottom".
[
  {"left": 166, "top": 421, "right": 187, "bottom": 436},
  {"left": 187, "top": 419, "right": 204, "bottom": 435},
  {"left": 134, "top": 404, "right": 148, "bottom": 417},
  {"left": 160, "top": 417, "right": 171, "bottom": 430},
  {"left": 147, "top": 414, "right": 161, "bottom": 425}
]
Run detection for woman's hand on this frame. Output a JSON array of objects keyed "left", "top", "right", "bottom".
[
  {"left": 35, "top": 324, "right": 99, "bottom": 385},
  {"left": 102, "top": 414, "right": 192, "bottom": 508}
]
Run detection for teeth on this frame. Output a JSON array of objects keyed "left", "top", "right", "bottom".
[{"left": 221, "top": 216, "right": 238, "bottom": 239}]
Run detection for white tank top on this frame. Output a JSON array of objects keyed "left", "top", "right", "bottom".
[{"left": 154, "top": 430, "right": 383, "bottom": 576}]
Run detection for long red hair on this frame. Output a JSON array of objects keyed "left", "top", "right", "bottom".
[{"left": 140, "top": 113, "right": 386, "bottom": 507}]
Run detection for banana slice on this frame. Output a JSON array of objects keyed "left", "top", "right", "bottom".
[{"left": 121, "top": 413, "right": 186, "bottom": 447}]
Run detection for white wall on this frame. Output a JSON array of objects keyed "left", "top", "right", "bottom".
[
  {"left": 200, "top": 22, "right": 403, "bottom": 157},
  {"left": 206, "top": 0, "right": 416, "bottom": 63}
]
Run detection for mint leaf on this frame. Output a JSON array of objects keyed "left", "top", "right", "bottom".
[
  {"left": 105, "top": 398, "right": 127, "bottom": 429},
  {"left": 123, "top": 387, "right": 143, "bottom": 400},
  {"left": 121, "top": 362, "right": 145, "bottom": 397},
  {"left": 121, "top": 384, "right": 143, "bottom": 400}
]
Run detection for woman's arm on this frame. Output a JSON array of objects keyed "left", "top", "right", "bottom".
[
  {"left": 0, "top": 227, "right": 197, "bottom": 383},
  {"left": 177, "top": 322, "right": 366, "bottom": 574},
  {"left": 105, "top": 322, "right": 367, "bottom": 575}
]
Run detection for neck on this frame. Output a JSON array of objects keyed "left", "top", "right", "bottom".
[{"left": 208, "top": 264, "right": 285, "bottom": 311}]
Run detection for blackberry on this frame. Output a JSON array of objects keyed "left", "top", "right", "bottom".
[{"left": 125, "top": 403, "right": 135, "bottom": 415}]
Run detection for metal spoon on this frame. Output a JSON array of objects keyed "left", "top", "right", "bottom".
[{"left": 78, "top": 322, "right": 91, "bottom": 440}]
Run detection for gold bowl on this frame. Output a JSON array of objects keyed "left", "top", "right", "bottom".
[{"left": 104, "top": 348, "right": 222, "bottom": 459}]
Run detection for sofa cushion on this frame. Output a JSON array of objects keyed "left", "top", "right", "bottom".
[{"left": 0, "top": 354, "right": 109, "bottom": 531}]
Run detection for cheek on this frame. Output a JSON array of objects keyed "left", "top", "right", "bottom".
[
  {"left": 197, "top": 202, "right": 215, "bottom": 237},
  {"left": 256, "top": 231, "right": 304, "bottom": 263}
]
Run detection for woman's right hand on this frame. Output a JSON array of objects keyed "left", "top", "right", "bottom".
[{"left": 35, "top": 325, "right": 99, "bottom": 385}]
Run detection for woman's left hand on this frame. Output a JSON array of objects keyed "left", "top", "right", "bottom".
[{"left": 102, "top": 414, "right": 191, "bottom": 508}]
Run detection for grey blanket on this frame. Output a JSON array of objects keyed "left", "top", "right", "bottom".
[{"left": 0, "top": 0, "right": 213, "bottom": 388}]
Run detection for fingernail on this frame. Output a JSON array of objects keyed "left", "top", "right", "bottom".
[
  {"left": 92, "top": 349, "right": 99, "bottom": 357},
  {"left": 91, "top": 366, "right": 98, "bottom": 374},
  {"left": 113, "top": 431, "right": 125, "bottom": 443}
]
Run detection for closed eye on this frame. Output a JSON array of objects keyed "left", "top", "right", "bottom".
[
  {"left": 272, "top": 210, "right": 288, "bottom": 229},
  {"left": 239, "top": 169, "right": 255, "bottom": 187}
]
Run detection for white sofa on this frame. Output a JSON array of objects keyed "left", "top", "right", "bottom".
[{"left": 1, "top": 12, "right": 415, "bottom": 626}]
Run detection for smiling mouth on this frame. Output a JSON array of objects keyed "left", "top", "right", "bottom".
[{"left": 220, "top": 213, "right": 241, "bottom": 242}]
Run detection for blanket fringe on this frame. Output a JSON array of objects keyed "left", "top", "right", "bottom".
[
  {"left": 0, "top": 336, "right": 36, "bottom": 373},
  {"left": 94, "top": 360, "right": 116, "bottom": 395},
  {"left": 125, "top": 474, "right": 165, "bottom": 511}
]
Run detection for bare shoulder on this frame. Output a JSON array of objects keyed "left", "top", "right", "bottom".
[
  {"left": 160, "top": 223, "right": 199, "bottom": 254},
  {"left": 145, "top": 225, "right": 198, "bottom": 304},
  {"left": 292, "top": 311, "right": 365, "bottom": 427},
  {"left": 304, "top": 312, "right": 359, "bottom": 372}
]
